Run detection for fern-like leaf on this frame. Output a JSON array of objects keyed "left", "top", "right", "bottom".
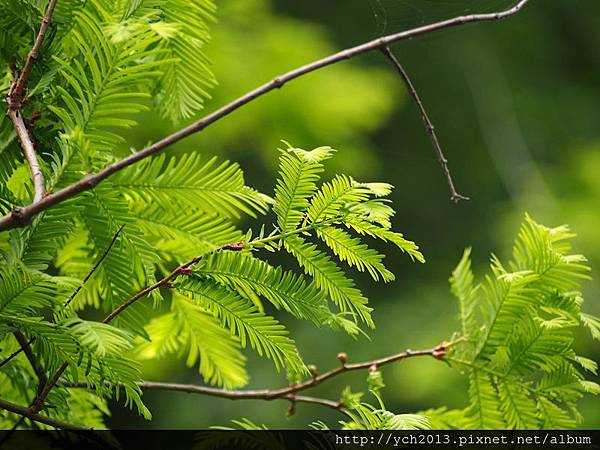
[
  {"left": 175, "top": 277, "right": 305, "bottom": 374},
  {"left": 111, "top": 153, "right": 269, "bottom": 218}
]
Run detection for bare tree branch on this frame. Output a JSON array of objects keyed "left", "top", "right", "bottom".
[
  {"left": 64, "top": 341, "right": 453, "bottom": 417},
  {"left": 381, "top": 46, "right": 469, "bottom": 203},
  {"left": 7, "top": 0, "right": 58, "bottom": 102},
  {"left": 142, "top": 342, "right": 451, "bottom": 400},
  {"left": 287, "top": 395, "right": 345, "bottom": 416},
  {"left": 5, "top": 0, "right": 58, "bottom": 205},
  {"left": 6, "top": 110, "right": 45, "bottom": 203},
  {"left": 0, "top": 0, "right": 530, "bottom": 231},
  {"left": 64, "top": 224, "right": 126, "bottom": 308},
  {"left": 13, "top": 331, "right": 47, "bottom": 394}
]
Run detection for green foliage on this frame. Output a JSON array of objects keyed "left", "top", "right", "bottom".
[
  {"left": 437, "top": 215, "right": 599, "bottom": 429},
  {"left": 1, "top": 5, "right": 419, "bottom": 419},
  {"left": 0, "top": 0, "right": 597, "bottom": 433},
  {"left": 271, "top": 145, "right": 423, "bottom": 327},
  {"left": 175, "top": 277, "right": 305, "bottom": 375},
  {"left": 221, "top": 216, "right": 598, "bottom": 431},
  {"left": 136, "top": 293, "right": 249, "bottom": 389},
  {"left": 1, "top": 130, "right": 417, "bottom": 428},
  {"left": 155, "top": 0, "right": 216, "bottom": 123},
  {"left": 337, "top": 371, "right": 431, "bottom": 431}
]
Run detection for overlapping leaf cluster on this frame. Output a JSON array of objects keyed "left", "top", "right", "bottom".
[
  {"left": 0, "top": 0, "right": 597, "bottom": 433},
  {"left": 427, "top": 216, "right": 600, "bottom": 429},
  {"left": 0, "top": 0, "right": 420, "bottom": 425},
  {"left": 220, "top": 216, "right": 599, "bottom": 431},
  {"left": 140, "top": 145, "right": 422, "bottom": 386}
]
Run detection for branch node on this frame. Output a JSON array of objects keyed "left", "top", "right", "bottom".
[
  {"left": 451, "top": 193, "right": 470, "bottom": 203},
  {"left": 221, "top": 241, "right": 245, "bottom": 251},
  {"left": 82, "top": 173, "right": 98, "bottom": 189},
  {"left": 272, "top": 77, "right": 284, "bottom": 89},
  {"left": 432, "top": 341, "right": 450, "bottom": 360},
  {"left": 9, "top": 207, "right": 31, "bottom": 227},
  {"left": 308, "top": 364, "right": 318, "bottom": 380},
  {"left": 337, "top": 352, "right": 347, "bottom": 366},
  {"left": 179, "top": 267, "right": 193, "bottom": 276},
  {"left": 286, "top": 394, "right": 296, "bottom": 416}
]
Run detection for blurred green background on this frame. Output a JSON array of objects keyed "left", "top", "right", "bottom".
[{"left": 113, "top": 0, "right": 599, "bottom": 429}]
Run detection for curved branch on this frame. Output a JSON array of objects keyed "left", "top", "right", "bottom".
[
  {"left": 64, "top": 341, "right": 452, "bottom": 417},
  {"left": 381, "top": 46, "right": 469, "bottom": 203},
  {"left": 7, "top": 110, "right": 45, "bottom": 203},
  {"left": 0, "top": 0, "right": 531, "bottom": 231},
  {"left": 137, "top": 343, "right": 450, "bottom": 400},
  {"left": 4, "top": 0, "right": 58, "bottom": 205}
]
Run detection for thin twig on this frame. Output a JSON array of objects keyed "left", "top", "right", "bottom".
[
  {"left": 31, "top": 239, "right": 246, "bottom": 413},
  {"left": 29, "top": 364, "right": 65, "bottom": 413},
  {"left": 99, "top": 258, "right": 197, "bottom": 325},
  {"left": 145, "top": 342, "right": 450, "bottom": 399},
  {"left": 0, "top": 226, "right": 124, "bottom": 373},
  {"left": 7, "top": 0, "right": 58, "bottom": 103},
  {"left": 5, "top": 0, "right": 58, "bottom": 205},
  {"left": 13, "top": 331, "right": 47, "bottom": 394},
  {"left": 64, "top": 223, "right": 126, "bottom": 308},
  {"left": 101, "top": 242, "right": 242, "bottom": 325},
  {"left": 289, "top": 395, "right": 348, "bottom": 415},
  {"left": 0, "top": 339, "right": 34, "bottom": 369},
  {"left": 65, "top": 341, "right": 452, "bottom": 416},
  {"left": 0, "top": 397, "right": 88, "bottom": 430},
  {"left": 380, "top": 46, "right": 468, "bottom": 202},
  {"left": 102, "top": 216, "right": 341, "bottom": 325},
  {"left": 0, "top": 0, "right": 531, "bottom": 230}
]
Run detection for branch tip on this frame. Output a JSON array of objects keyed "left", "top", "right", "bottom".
[{"left": 381, "top": 46, "right": 469, "bottom": 203}]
